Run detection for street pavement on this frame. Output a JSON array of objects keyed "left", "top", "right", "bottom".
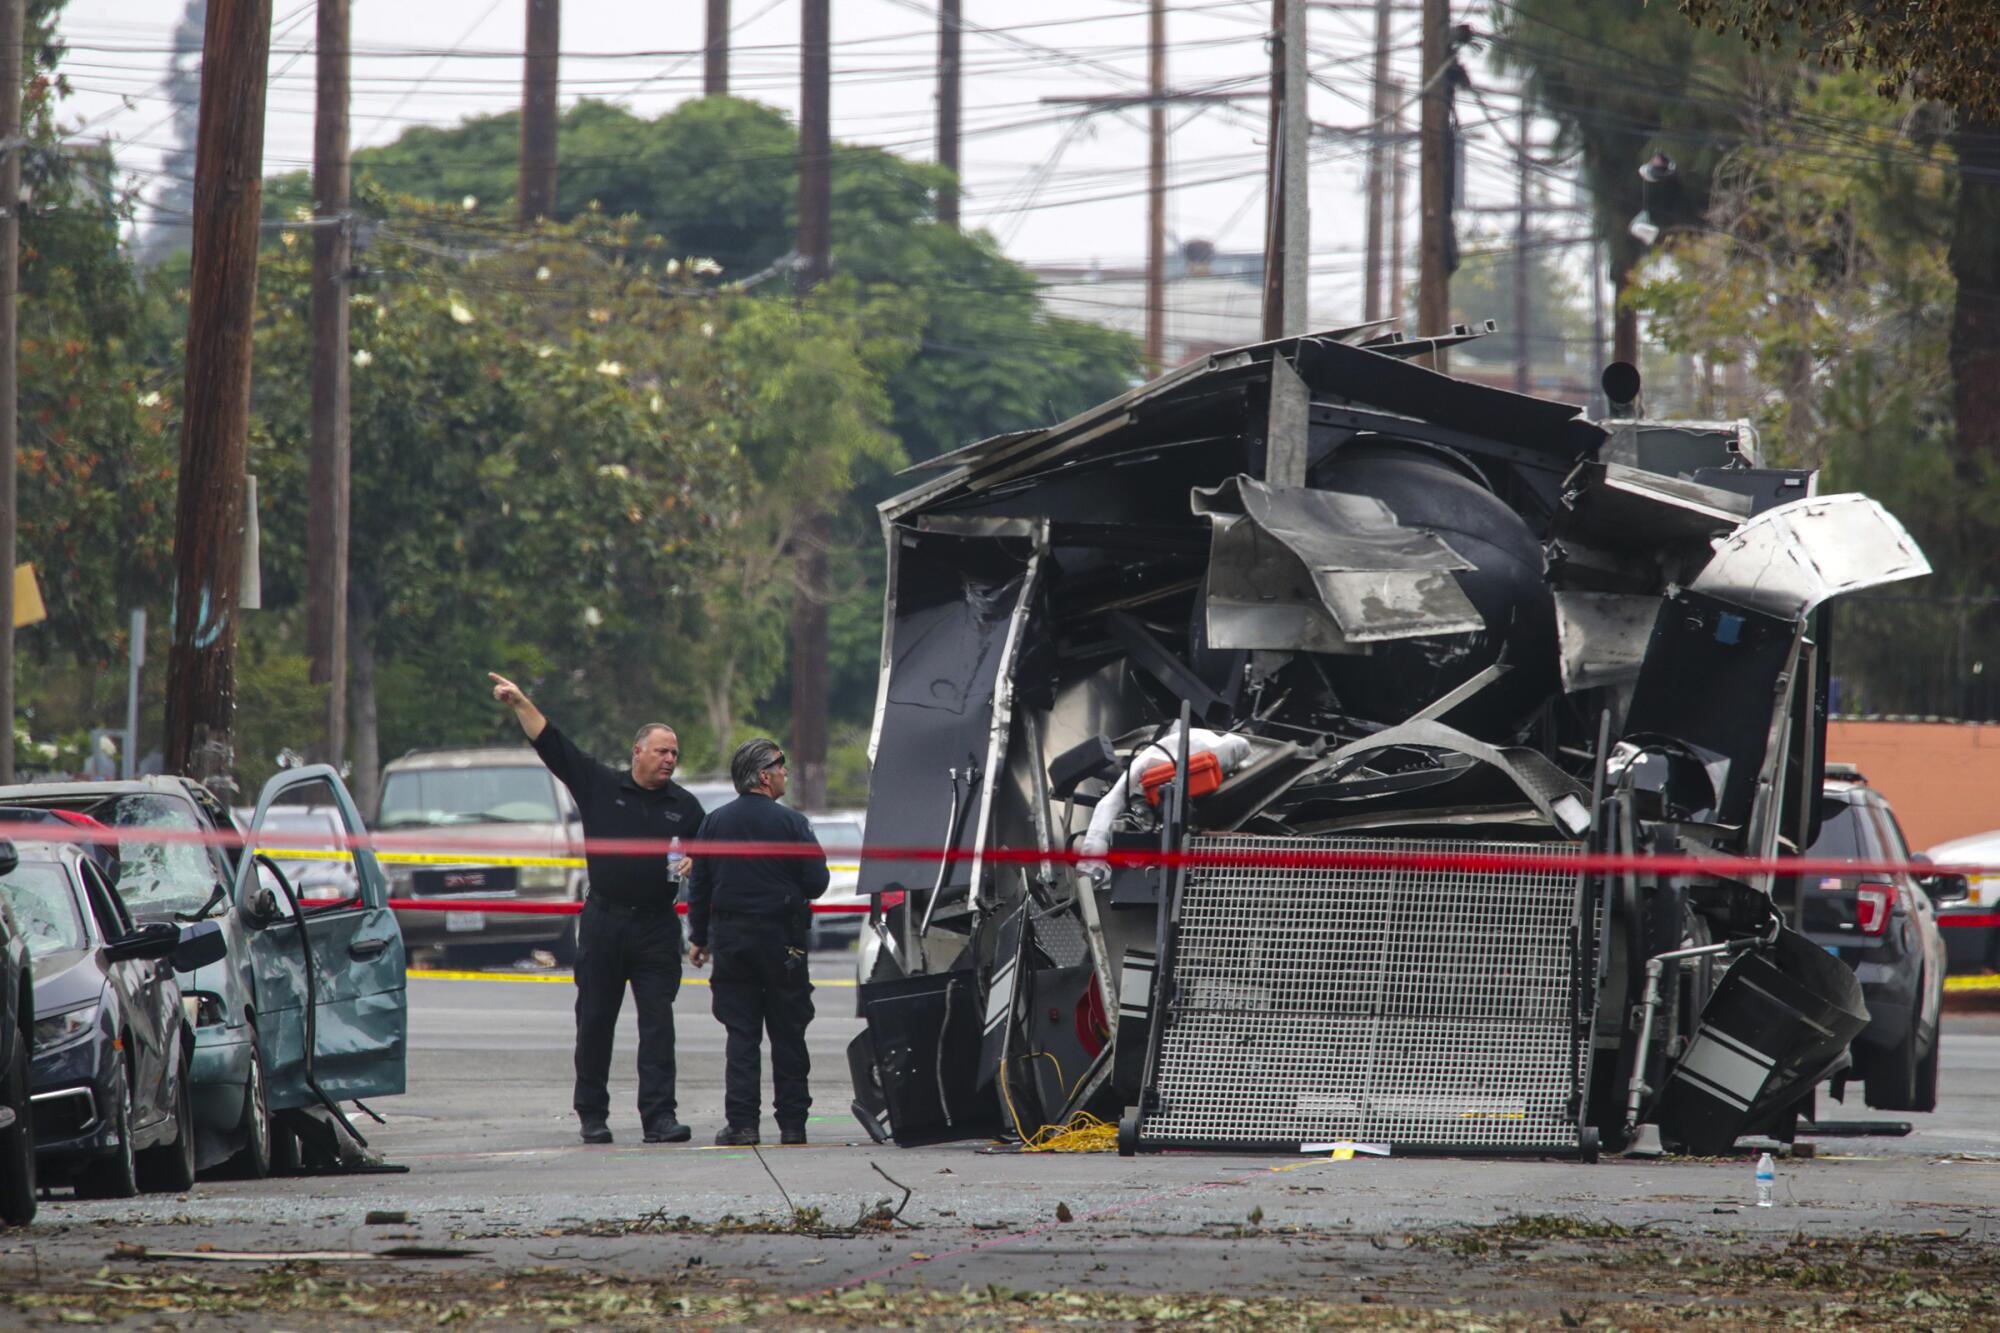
[{"left": 2, "top": 951, "right": 1997, "bottom": 1301}]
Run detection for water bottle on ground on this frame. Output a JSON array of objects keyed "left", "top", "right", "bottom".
[{"left": 1754, "top": 1151, "right": 1775, "bottom": 1208}]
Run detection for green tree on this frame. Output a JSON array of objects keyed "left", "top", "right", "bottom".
[
  {"left": 326, "top": 96, "right": 1138, "bottom": 741},
  {"left": 1675, "top": 0, "right": 2000, "bottom": 533},
  {"left": 1492, "top": 0, "right": 1776, "bottom": 365},
  {"left": 248, "top": 198, "right": 737, "bottom": 796}
]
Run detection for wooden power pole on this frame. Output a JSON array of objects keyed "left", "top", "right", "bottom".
[
  {"left": 1513, "top": 96, "right": 1531, "bottom": 394},
  {"left": 1363, "top": 0, "right": 1393, "bottom": 324},
  {"left": 1145, "top": 0, "right": 1166, "bottom": 371},
  {"left": 1260, "top": 0, "right": 1307, "bottom": 341},
  {"left": 519, "top": 0, "right": 559, "bottom": 222},
  {"left": 1389, "top": 77, "right": 1406, "bottom": 321},
  {"left": 791, "top": 0, "right": 831, "bottom": 812},
  {"left": 163, "top": 0, "right": 273, "bottom": 788},
  {"left": 705, "top": 0, "right": 728, "bottom": 97},
  {"left": 1417, "top": 0, "right": 1452, "bottom": 367},
  {"left": 0, "top": 0, "right": 19, "bottom": 784},
  {"left": 307, "top": 0, "right": 351, "bottom": 768},
  {"left": 937, "top": 0, "right": 960, "bottom": 227}
]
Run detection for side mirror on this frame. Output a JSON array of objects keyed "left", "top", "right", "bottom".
[
  {"left": 106, "top": 921, "right": 179, "bottom": 963},
  {"left": 0, "top": 839, "right": 15, "bottom": 877},
  {"left": 171, "top": 920, "right": 228, "bottom": 972},
  {"left": 243, "top": 855, "right": 300, "bottom": 925},
  {"left": 1920, "top": 872, "right": 1972, "bottom": 906}
]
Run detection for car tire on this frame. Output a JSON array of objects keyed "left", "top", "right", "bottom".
[
  {"left": 1863, "top": 1015, "right": 1921, "bottom": 1112},
  {"left": 76, "top": 1060, "right": 138, "bottom": 1200},
  {"left": 219, "top": 1031, "right": 271, "bottom": 1180},
  {"left": 1911, "top": 1019, "right": 1941, "bottom": 1114},
  {"left": 137, "top": 1063, "right": 196, "bottom": 1194},
  {"left": 0, "top": 1033, "right": 36, "bottom": 1226}
]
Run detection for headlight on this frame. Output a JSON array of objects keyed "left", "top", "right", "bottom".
[
  {"left": 33, "top": 1003, "right": 99, "bottom": 1051},
  {"left": 181, "top": 992, "right": 226, "bottom": 1028},
  {"left": 518, "top": 865, "right": 568, "bottom": 891}
]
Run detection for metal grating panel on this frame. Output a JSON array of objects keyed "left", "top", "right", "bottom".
[{"left": 1137, "top": 835, "right": 1585, "bottom": 1152}]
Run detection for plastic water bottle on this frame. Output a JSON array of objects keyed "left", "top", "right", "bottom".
[
  {"left": 1754, "top": 1151, "right": 1775, "bottom": 1208},
  {"left": 668, "top": 836, "right": 685, "bottom": 890}
]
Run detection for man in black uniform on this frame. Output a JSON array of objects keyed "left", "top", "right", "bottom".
[
  {"left": 490, "top": 672, "right": 704, "bottom": 1145},
  {"left": 687, "top": 738, "right": 829, "bottom": 1145}
]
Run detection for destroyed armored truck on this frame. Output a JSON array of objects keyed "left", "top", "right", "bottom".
[{"left": 845, "top": 326, "right": 1932, "bottom": 1160}]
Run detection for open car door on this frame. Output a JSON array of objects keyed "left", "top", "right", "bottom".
[{"left": 234, "top": 765, "right": 407, "bottom": 1109}]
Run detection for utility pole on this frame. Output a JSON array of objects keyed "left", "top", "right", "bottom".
[
  {"left": 936, "top": 0, "right": 960, "bottom": 227},
  {"left": 1389, "top": 77, "right": 1405, "bottom": 321},
  {"left": 0, "top": 0, "right": 19, "bottom": 784},
  {"left": 1145, "top": 0, "right": 1165, "bottom": 371},
  {"left": 704, "top": 0, "right": 728, "bottom": 96},
  {"left": 307, "top": 0, "right": 350, "bottom": 768},
  {"left": 163, "top": 0, "right": 273, "bottom": 788},
  {"left": 1417, "top": 0, "right": 1451, "bottom": 367},
  {"left": 1260, "top": 0, "right": 1308, "bottom": 340},
  {"left": 1363, "top": 0, "right": 1392, "bottom": 323},
  {"left": 791, "top": 0, "right": 831, "bottom": 812},
  {"left": 1513, "top": 96, "right": 1530, "bottom": 394},
  {"left": 519, "top": 0, "right": 559, "bottom": 223}
]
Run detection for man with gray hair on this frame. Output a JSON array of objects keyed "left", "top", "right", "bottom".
[
  {"left": 490, "top": 672, "right": 705, "bottom": 1145},
  {"left": 687, "top": 738, "right": 829, "bottom": 1145}
]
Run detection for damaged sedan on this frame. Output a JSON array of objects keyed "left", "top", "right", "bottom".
[{"left": 846, "top": 326, "right": 1928, "bottom": 1160}]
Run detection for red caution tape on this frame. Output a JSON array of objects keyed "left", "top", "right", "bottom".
[{"left": 3, "top": 817, "right": 1997, "bottom": 923}]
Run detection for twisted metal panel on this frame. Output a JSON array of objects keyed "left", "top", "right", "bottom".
[{"left": 1137, "top": 835, "right": 1586, "bottom": 1152}]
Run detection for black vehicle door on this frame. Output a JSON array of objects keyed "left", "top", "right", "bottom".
[{"left": 80, "top": 862, "right": 169, "bottom": 1131}]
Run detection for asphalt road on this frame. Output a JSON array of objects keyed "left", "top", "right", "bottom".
[{"left": 4, "top": 953, "right": 1998, "bottom": 1300}]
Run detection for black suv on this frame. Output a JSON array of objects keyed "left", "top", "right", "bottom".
[{"left": 1792, "top": 770, "right": 1959, "bottom": 1112}]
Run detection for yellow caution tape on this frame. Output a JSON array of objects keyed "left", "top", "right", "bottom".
[
  {"left": 263, "top": 849, "right": 858, "bottom": 871},
  {"left": 1945, "top": 974, "right": 2000, "bottom": 992},
  {"left": 261, "top": 847, "right": 586, "bottom": 869},
  {"left": 407, "top": 968, "right": 857, "bottom": 987}
]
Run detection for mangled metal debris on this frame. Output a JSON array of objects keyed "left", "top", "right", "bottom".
[{"left": 847, "top": 327, "right": 1926, "bottom": 1160}]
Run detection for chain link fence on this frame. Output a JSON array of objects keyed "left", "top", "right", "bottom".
[{"left": 1828, "top": 595, "right": 2000, "bottom": 722}]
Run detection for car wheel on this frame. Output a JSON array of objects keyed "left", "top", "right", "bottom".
[
  {"left": 1912, "top": 1018, "right": 1941, "bottom": 1114},
  {"left": 219, "top": 1030, "right": 271, "bottom": 1180},
  {"left": 0, "top": 1033, "right": 36, "bottom": 1226},
  {"left": 1863, "top": 1015, "right": 1921, "bottom": 1112},
  {"left": 76, "top": 1059, "right": 138, "bottom": 1200},
  {"left": 137, "top": 1063, "right": 196, "bottom": 1193}
]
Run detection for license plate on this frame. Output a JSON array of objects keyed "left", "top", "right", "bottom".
[
  {"left": 414, "top": 866, "right": 518, "bottom": 896},
  {"left": 444, "top": 911, "right": 486, "bottom": 933}
]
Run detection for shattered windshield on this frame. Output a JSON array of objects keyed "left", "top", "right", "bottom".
[
  {"left": 376, "top": 767, "right": 559, "bottom": 828},
  {"left": 0, "top": 862, "right": 87, "bottom": 957}
]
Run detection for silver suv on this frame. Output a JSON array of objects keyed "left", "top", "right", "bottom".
[{"left": 374, "top": 747, "right": 585, "bottom": 962}]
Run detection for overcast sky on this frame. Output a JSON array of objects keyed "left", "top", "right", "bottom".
[{"left": 52, "top": 1, "right": 1564, "bottom": 321}]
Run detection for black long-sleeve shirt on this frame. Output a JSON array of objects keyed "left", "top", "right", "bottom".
[
  {"left": 531, "top": 722, "right": 704, "bottom": 913},
  {"left": 687, "top": 792, "right": 829, "bottom": 947}
]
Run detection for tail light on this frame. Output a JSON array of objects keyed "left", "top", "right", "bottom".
[
  {"left": 1855, "top": 881, "right": 1894, "bottom": 936},
  {"left": 879, "top": 890, "right": 906, "bottom": 909}
]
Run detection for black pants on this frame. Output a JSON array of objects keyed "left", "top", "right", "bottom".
[
  {"left": 709, "top": 914, "right": 815, "bottom": 1128},
  {"left": 573, "top": 900, "right": 681, "bottom": 1125}
]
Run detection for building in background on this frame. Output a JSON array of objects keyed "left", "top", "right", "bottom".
[{"left": 1033, "top": 240, "right": 1265, "bottom": 370}]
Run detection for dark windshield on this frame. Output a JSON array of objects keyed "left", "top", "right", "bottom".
[
  {"left": 0, "top": 862, "right": 87, "bottom": 956},
  {"left": 1806, "top": 798, "right": 1868, "bottom": 862},
  {"left": 377, "top": 767, "right": 559, "bottom": 828}
]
